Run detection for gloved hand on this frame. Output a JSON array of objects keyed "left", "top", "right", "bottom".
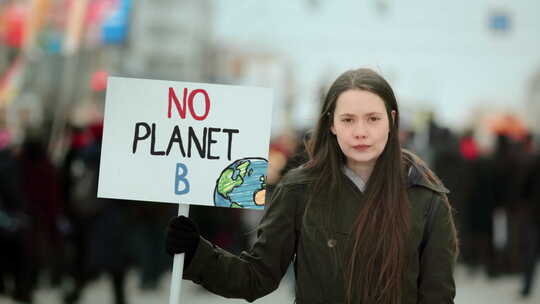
[{"left": 165, "top": 215, "right": 201, "bottom": 267}]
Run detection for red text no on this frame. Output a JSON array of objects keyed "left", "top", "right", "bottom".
[{"left": 168, "top": 87, "right": 210, "bottom": 121}]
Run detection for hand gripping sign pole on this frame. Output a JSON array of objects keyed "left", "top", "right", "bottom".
[
  {"left": 169, "top": 203, "right": 189, "bottom": 304},
  {"left": 98, "top": 77, "right": 272, "bottom": 304}
]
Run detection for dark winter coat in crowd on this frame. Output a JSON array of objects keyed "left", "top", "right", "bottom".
[
  {"left": 63, "top": 136, "right": 132, "bottom": 274},
  {"left": 519, "top": 152, "right": 540, "bottom": 296},
  {"left": 465, "top": 157, "right": 496, "bottom": 235},
  {"left": 0, "top": 147, "right": 33, "bottom": 302},
  {"left": 19, "top": 138, "right": 64, "bottom": 282}
]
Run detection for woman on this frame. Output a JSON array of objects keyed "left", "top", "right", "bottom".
[{"left": 166, "top": 68, "right": 459, "bottom": 304}]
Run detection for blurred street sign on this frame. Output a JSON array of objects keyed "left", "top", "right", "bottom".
[{"left": 489, "top": 9, "right": 511, "bottom": 34}]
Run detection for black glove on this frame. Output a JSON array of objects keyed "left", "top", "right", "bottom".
[{"left": 165, "top": 215, "right": 200, "bottom": 267}]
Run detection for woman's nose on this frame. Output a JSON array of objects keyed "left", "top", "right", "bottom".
[{"left": 353, "top": 121, "right": 368, "bottom": 139}]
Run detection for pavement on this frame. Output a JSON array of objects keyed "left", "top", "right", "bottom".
[{"left": 0, "top": 265, "right": 539, "bottom": 304}]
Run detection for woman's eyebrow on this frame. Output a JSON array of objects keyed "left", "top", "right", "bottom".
[
  {"left": 364, "top": 112, "right": 384, "bottom": 116},
  {"left": 338, "top": 112, "right": 384, "bottom": 117}
]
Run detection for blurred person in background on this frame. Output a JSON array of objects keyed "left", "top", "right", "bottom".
[
  {"left": 491, "top": 134, "right": 529, "bottom": 275},
  {"left": 130, "top": 203, "right": 175, "bottom": 291},
  {"left": 0, "top": 118, "right": 34, "bottom": 303},
  {"left": 61, "top": 123, "right": 94, "bottom": 303},
  {"left": 460, "top": 130, "right": 532, "bottom": 279},
  {"left": 461, "top": 131, "right": 500, "bottom": 278},
  {"left": 62, "top": 121, "right": 131, "bottom": 304},
  {"left": 518, "top": 134, "right": 540, "bottom": 298},
  {"left": 165, "top": 68, "right": 459, "bottom": 303},
  {"left": 431, "top": 128, "right": 468, "bottom": 260},
  {"left": 18, "top": 129, "right": 65, "bottom": 289},
  {"left": 453, "top": 131, "right": 490, "bottom": 273}
]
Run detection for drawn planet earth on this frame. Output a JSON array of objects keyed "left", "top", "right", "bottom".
[{"left": 214, "top": 158, "right": 268, "bottom": 210}]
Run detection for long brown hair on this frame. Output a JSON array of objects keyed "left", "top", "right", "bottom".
[{"left": 305, "top": 68, "right": 410, "bottom": 303}]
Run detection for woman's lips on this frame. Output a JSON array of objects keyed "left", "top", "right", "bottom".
[{"left": 353, "top": 144, "right": 370, "bottom": 151}]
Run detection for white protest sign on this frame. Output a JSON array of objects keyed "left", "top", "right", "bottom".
[{"left": 98, "top": 77, "right": 273, "bottom": 209}]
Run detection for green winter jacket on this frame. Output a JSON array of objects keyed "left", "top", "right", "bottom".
[{"left": 184, "top": 160, "right": 457, "bottom": 304}]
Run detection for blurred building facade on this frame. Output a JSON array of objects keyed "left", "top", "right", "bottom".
[{"left": 123, "top": 0, "right": 214, "bottom": 82}]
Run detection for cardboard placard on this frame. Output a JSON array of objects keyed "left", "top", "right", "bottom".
[{"left": 98, "top": 77, "right": 273, "bottom": 210}]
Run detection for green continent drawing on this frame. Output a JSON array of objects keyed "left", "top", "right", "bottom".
[
  {"left": 214, "top": 158, "right": 269, "bottom": 210},
  {"left": 216, "top": 160, "right": 251, "bottom": 200}
]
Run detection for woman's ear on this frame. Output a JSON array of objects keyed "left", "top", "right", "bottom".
[
  {"left": 391, "top": 110, "right": 396, "bottom": 125},
  {"left": 330, "top": 125, "right": 336, "bottom": 135}
]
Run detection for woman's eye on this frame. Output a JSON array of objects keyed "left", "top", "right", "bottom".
[
  {"left": 342, "top": 118, "right": 353, "bottom": 123},
  {"left": 369, "top": 117, "right": 381, "bottom": 122}
]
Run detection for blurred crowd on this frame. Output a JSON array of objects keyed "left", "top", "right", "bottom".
[
  {"left": 3, "top": 109, "right": 539, "bottom": 303},
  {"left": 424, "top": 119, "right": 540, "bottom": 299},
  {"left": 0, "top": 117, "right": 178, "bottom": 304}
]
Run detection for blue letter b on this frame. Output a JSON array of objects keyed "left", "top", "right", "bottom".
[{"left": 175, "top": 163, "right": 190, "bottom": 195}]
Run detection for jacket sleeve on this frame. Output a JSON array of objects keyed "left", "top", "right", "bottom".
[
  {"left": 418, "top": 193, "right": 457, "bottom": 304},
  {"left": 183, "top": 180, "right": 300, "bottom": 302}
]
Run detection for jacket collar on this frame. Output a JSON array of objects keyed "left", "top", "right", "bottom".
[{"left": 406, "top": 161, "right": 450, "bottom": 194}]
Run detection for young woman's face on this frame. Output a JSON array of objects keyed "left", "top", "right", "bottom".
[{"left": 330, "top": 89, "right": 394, "bottom": 170}]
